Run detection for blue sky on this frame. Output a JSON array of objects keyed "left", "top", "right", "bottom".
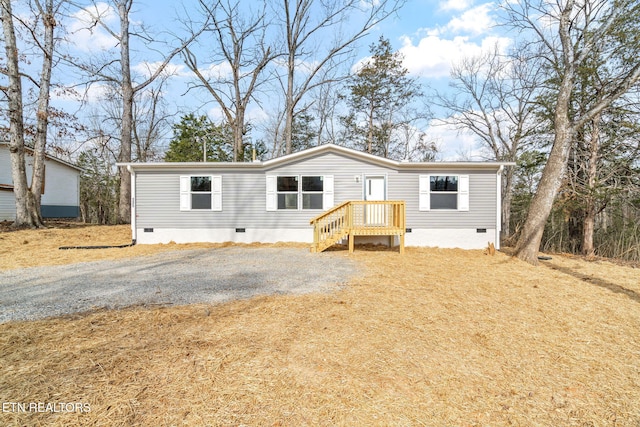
[{"left": 54, "top": 0, "right": 511, "bottom": 160}]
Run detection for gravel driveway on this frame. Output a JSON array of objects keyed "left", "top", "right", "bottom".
[{"left": 0, "top": 247, "right": 359, "bottom": 323}]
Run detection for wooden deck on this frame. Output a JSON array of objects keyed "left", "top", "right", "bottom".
[{"left": 309, "top": 201, "right": 406, "bottom": 253}]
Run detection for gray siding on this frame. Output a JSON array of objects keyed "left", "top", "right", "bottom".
[
  {"left": 0, "top": 147, "right": 14, "bottom": 220},
  {"left": 135, "top": 152, "right": 497, "bottom": 230},
  {"left": 0, "top": 192, "right": 15, "bottom": 221},
  {"left": 0, "top": 147, "right": 11, "bottom": 185},
  {"left": 396, "top": 170, "right": 497, "bottom": 229},
  {"left": 0, "top": 145, "right": 80, "bottom": 220},
  {"left": 266, "top": 152, "right": 398, "bottom": 203},
  {"left": 137, "top": 169, "right": 267, "bottom": 229}
]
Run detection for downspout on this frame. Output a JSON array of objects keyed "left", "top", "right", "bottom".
[
  {"left": 496, "top": 165, "right": 503, "bottom": 250},
  {"left": 128, "top": 164, "right": 137, "bottom": 244}
]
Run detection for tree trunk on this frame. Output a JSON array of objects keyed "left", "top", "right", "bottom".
[
  {"left": 502, "top": 165, "right": 515, "bottom": 241},
  {"left": 233, "top": 107, "right": 245, "bottom": 162},
  {"left": 1, "top": 0, "right": 41, "bottom": 228},
  {"left": 582, "top": 114, "right": 601, "bottom": 258},
  {"left": 117, "top": 0, "right": 133, "bottom": 224},
  {"left": 30, "top": 1, "right": 57, "bottom": 228},
  {"left": 515, "top": 116, "right": 574, "bottom": 264},
  {"left": 514, "top": 0, "right": 578, "bottom": 265},
  {"left": 284, "top": 49, "right": 295, "bottom": 155},
  {"left": 367, "top": 103, "right": 375, "bottom": 154},
  {"left": 583, "top": 201, "right": 596, "bottom": 257}
]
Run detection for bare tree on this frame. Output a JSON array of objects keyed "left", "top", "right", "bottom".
[
  {"left": 505, "top": 0, "right": 640, "bottom": 264},
  {"left": 1, "top": 0, "right": 64, "bottom": 228},
  {"left": 183, "top": 0, "right": 275, "bottom": 162},
  {"left": 564, "top": 98, "right": 640, "bottom": 258},
  {"left": 73, "top": 0, "right": 203, "bottom": 223},
  {"left": 88, "top": 75, "right": 172, "bottom": 163},
  {"left": 278, "top": 0, "right": 404, "bottom": 155},
  {"left": 132, "top": 81, "right": 172, "bottom": 162},
  {"left": 435, "top": 45, "right": 541, "bottom": 240},
  {"left": 312, "top": 77, "right": 342, "bottom": 146}
]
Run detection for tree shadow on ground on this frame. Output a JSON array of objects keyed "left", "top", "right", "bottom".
[{"left": 541, "top": 261, "right": 640, "bottom": 304}]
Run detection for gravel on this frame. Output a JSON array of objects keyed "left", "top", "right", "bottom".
[{"left": 0, "top": 247, "right": 359, "bottom": 323}]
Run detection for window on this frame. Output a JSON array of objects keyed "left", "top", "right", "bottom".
[
  {"left": 180, "top": 175, "right": 222, "bottom": 211},
  {"left": 267, "top": 175, "right": 333, "bottom": 211},
  {"left": 419, "top": 175, "right": 469, "bottom": 211},
  {"left": 430, "top": 175, "right": 458, "bottom": 209},
  {"left": 277, "top": 176, "right": 299, "bottom": 209},
  {"left": 191, "top": 176, "right": 212, "bottom": 209},
  {"left": 302, "top": 176, "right": 323, "bottom": 209}
]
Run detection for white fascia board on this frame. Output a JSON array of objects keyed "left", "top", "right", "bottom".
[
  {"left": 116, "top": 162, "right": 264, "bottom": 171},
  {"left": 398, "top": 161, "right": 516, "bottom": 171},
  {"left": 262, "top": 143, "right": 399, "bottom": 169}
]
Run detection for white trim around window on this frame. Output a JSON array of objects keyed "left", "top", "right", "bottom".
[
  {"left": 180, "top": 175, "right": 222, "bottom": 211},
  {"left": 266, "top": 175, "right": 334, "bottom": 211},
  {"left": 419, "top": 174, "right": 469, "bottom": 212}
]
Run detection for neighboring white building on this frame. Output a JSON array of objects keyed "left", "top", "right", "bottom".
[{"left": 0, "top": 143, "right": 81, "bottom": 221}]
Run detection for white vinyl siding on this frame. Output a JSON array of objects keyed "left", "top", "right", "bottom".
[
  {"left": 180, "top": 175, "right": 222, "bottom": 211},
  {"left": 419, "top": 174, "right": 469, "bottom": 211}
]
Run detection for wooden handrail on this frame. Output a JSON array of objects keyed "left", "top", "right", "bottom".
[
  {"left": 310, "top": 200, "right": 405, "bottom": 253},
  {"left": 309, "top": 200, "right": 351, "bottom": 225}
]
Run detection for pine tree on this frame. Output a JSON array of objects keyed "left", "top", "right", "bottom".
[
  {"left": 341, "top": 37, "right": 422, "bottom": 159},
  {"left": 164, "top": 114, "right": 233, "bottom": 162}
]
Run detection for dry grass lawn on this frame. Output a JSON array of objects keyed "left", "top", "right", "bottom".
[{"left": 1, "top": 223, "right": 639, "bottom": 426}]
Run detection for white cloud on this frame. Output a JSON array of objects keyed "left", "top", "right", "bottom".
[
  {"left": 400, "top": 34, "right": 510, "bottom": 78},
  {"left": 398, "top": 1, "right": 510, "bottom": 79},
  {"left": 206, "top": 105, "right": 270, "bottom": 126},
  {"left": 246, "top": 106, "right": 270, "bottom": 125},
  {"left": 273, "top": 57, "right": 319, "bottom": 76},
  {"left": 426, "top": 120, "right": 486, "bottom": 161},
  {"left": 446, "top": 3, "right": 496, "bottom": 35},
  {"left": 134, "top": 60, "right": 233, "bottom": 82},
  {"left": 82, "top": 83, "right": 112, "bottom": 103},
  {"left": 67, "top": 2, "right": 118, "bottom": 52},
  {"left": 50, "top": 82, "right": 111, "bottom": 104},
  {"left": 199, "top": 62, "right": 234, "bottom": 81},
  {"left": 133, "top": 61, "right": 189, "bottom": 79},
  {"left": 439, "top": 0, "right": 474, "bottom": 12},
  {"left": 206, "top": 106, "right": 225, "bottom": 123}
]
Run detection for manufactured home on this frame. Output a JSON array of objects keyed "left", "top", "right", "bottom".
[
  {"left": 0, "top": 143, "right": 81, "bottom": 221},
  {"left": 120, "top": 144, "right": 510, "bottom": 251}
]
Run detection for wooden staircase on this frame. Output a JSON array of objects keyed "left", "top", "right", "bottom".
[{"left": 309, "top": 200, "right": 406, "bottom": 253}]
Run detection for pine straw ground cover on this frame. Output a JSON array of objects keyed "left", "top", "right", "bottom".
[
  {"left": 0, "top": 223, "right": 639, "bottom": 426},
  {"left": 0, "top": 222, "right": 306, "bottom": 271}
]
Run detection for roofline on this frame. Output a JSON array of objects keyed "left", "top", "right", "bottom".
[
  {"left": 117, "top": 143, "right": 516, "bottom": 171},
  {"left": 0, "top": 142, "right": 83, "bottom": 171},
  {"left": 264, "top": 143, "right": 401, "bottom": 168},
  {"left": 397, "top": 161, "right": 515, "bottom": 169},
  {"left": 117, "top": 161, "right": 266, "bottom": 170}
]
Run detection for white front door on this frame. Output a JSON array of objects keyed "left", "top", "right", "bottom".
[
  {"left": 365, "top": 176, "right": 386, "bottom": 225},
  {"left": 365, "top": 176, "right": 385, "bottom": 201}
]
